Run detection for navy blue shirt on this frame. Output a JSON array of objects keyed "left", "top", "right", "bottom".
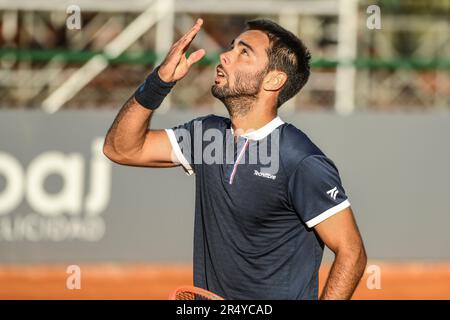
[{"left": 165, "top": 115, "right": 350, "bottom": 300}]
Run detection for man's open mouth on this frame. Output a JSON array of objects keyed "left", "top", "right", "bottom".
[
  {"left": 215, "top": 66, "right": 227, "bottom": 84},
  {"left": 216, "top": 65, "right": 227, "bottom": 78}
]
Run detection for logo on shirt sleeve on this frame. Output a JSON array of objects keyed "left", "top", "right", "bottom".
[{"left": 326, "top": 187, "right": 339, "bottom": 200}]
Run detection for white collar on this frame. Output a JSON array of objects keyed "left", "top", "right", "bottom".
[{"left": 230, "top": 116, "right": 285, "bottom": 141}]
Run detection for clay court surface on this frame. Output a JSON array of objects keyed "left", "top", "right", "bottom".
[{"left": 1, "top": 262, "right": 449, "bottom": 300}]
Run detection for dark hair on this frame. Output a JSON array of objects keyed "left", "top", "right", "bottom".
[{"left": 246, "top": 19, "right": 311, "bottom": 108}]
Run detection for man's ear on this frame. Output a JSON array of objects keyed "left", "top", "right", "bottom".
[{"left": 263, "top": 71, "right": 287, "bottom": 91}]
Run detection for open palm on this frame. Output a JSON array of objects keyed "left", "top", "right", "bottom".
[{"left": 158, "top": 18, "right": 206, "bottom": 82}]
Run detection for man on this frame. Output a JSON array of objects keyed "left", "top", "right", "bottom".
[{"left": 103, "top": 18, "right": 367, "bottom": 300}]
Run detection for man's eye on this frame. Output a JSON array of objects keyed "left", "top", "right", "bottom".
[{"left": 241, "top": 48, "right": 248, "bottom": 55}]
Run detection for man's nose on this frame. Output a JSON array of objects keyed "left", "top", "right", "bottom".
[{"left": 220, "top": 52, "right": 230, "bottom": 65}]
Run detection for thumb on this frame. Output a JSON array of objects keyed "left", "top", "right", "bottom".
[{"left": 187, "top": 49, "right": 206, "bottom": 67}]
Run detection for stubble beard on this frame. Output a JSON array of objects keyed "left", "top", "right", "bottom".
[{"left": 211, "top": 68, "right": 267, "bottom": 118}]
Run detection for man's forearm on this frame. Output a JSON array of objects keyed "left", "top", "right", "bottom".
[{"left": 320, "top": 248, "right": 367, "bottom": 300}]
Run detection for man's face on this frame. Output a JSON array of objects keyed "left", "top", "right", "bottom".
[{"left": 211, "top": 30, "right": 270, "bottom": 103}]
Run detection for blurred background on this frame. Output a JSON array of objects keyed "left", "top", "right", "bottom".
[{"left": 0, "top": 0, "right": 449, "bottom": 299}]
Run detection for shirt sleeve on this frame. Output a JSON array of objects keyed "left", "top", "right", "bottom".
[
  {"left": 164, "top": 115, "right": 209, "bottom": 176},
  {"left": 288, "top": 155, "right": 351, "bottom": 228}
]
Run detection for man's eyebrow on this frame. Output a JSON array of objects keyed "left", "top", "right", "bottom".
[{"left": 230, "top": 39, "right": 255, "bottom": 53}]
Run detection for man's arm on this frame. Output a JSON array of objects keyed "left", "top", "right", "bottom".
[
  {"left": 314, "top": 206, "right": 367, "bottom": 300},
  {"left": 103, "top": 96, "right": 175, "bottom": 167},
  {"left": 103, "top": 18, "right": 205, "bottom": 166}
]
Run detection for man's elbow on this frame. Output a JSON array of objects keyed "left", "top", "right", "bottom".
[
  {"left": 336, "top": 242, "right": 367, "bottom": 273},
  {"left": 352, "top": 244, "right": 367, "bottom": 275},
  {"left": 360, "top": 245, "right": 368, "bottom": 264},
  {"left": 356, "top": 245, "right": 368, "bottom": 272},
  {"left": 103, "top": 143, "right": 127, "bottom": 165}
]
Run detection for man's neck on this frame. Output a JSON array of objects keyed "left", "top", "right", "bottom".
[{"left": 230, "top": 107, "right": 277, "bottom": 137}]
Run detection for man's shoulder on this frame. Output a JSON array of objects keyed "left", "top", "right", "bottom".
[
  {"left": 278, "top": 122, "right": 325, "bottom": 173},
  {"left": 171, "top": 114, "right": 229, "bottom": 133},
  {"left": 190, "top": 113, "right": 230, "bottom": 128}
]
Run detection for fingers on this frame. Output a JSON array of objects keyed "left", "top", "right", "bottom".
[
  {"left": 187, "top": 49, "right": 206, "bottom": 67},
  {"left": 159, "top": 19, "right": 204, "bottom": 81},
  {"left": 174, "top": 18, "right": 203, "bottom": 54},
  {"left": 183, "top": 18, "right": 203, "bottom": 43}
]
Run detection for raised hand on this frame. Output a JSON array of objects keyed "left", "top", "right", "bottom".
[{"left": 158, "top": 18, "right": 206, "bottom": 83}]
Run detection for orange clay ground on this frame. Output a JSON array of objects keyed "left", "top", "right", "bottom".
[{"left": 0, "top": 262, "right": 449, "bottom": 300}]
